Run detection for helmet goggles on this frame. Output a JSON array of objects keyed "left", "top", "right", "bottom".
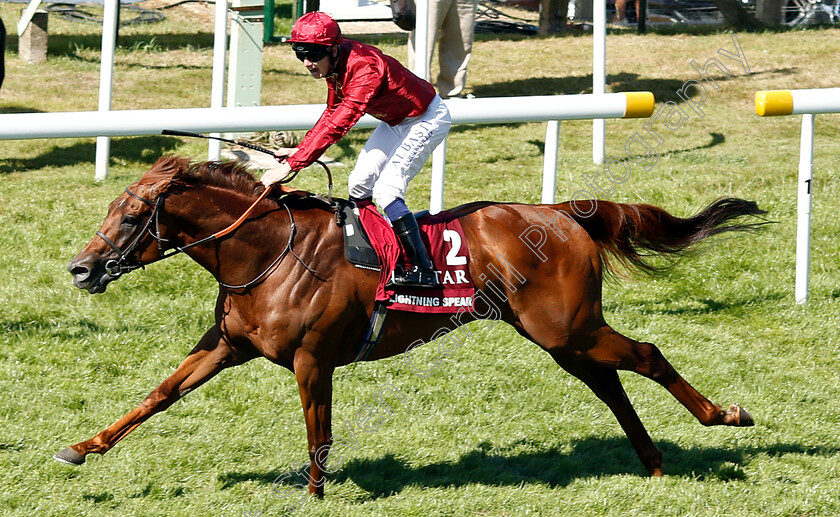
[{"left": 292, "top": 42, "right": 331, "bottom": 63}]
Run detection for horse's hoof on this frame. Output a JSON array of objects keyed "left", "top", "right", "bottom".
[
  {"left": 728, "top": 404, "right": 754, "bottom": 427},
  {"left": 53, "top": 447, "right": 85, "bottom": 465}
]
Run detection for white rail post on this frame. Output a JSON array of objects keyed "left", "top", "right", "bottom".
[
  {"left": 209, "top": 0, "right": 229, "bottom": 160},
  {"left": 795, "top": 113, "right": 814, "bottom": 304},
  {"left": 413, "top": 0, "right": 447, "bottom": 212},
  {"left": 755, "top": 88, "right": 840, "bottom": 304},
  {"left": 430, "top": 141, "right": 447, "bottom": 214},
  {"left": 542, "top": 120, "right": 560, "bottom": 204},
  {"left": 413, "top": 0, "right": 430, "bottom": 81},
  {"left": 592, "top": 0, "right": 606, "bottom": 164},
  {"left": 16, "top": 0, "right": 44, "bottom": 36},
  {"left": 94, "top": 0, "right": 119, "bottom": 181}
]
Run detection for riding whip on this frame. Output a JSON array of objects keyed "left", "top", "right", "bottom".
[{"left": 161, "top": 129, "right": 276, "bottom": 157}]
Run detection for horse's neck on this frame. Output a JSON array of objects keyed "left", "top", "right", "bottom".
[
  {"left": 166, "top": 186, "right": 330, "bottom": 282},
  {"left": 168, "top": 186, "right": 288, "bottom": 266},
  {"left": 168, "top": 185, "right": 252, "bottom": 234}
]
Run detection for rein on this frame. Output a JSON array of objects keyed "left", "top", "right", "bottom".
[{"left": 97, "top": 161, "right": 332, "bottom": 290}]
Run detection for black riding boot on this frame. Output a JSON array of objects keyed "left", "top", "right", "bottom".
[{"left": 390, "top": 214, "right": 440, "bottom": 288}]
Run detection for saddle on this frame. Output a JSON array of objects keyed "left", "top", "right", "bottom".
[
  {"left": 334, "top": 199, "right": 433, "bottom": 273},
  {"left": 333, "top": 199, "right": 381, "bottom": 271},
  {"left": 335, "top": 199, "right": 476, "bottom": 313}
]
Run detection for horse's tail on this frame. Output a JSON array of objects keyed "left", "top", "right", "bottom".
[{"left": 566, "top": 198, "right": 768, "bottom": 277}]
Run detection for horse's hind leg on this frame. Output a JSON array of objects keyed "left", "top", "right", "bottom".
[
  {"left": 552, "top": 354, "right": 664, "bottom": 476},
  {"left": 586, "top": 326, "right": 753, "bottom": 427},
  {"left": 54, "top": 325, "right": 248, "bottom": 465}
]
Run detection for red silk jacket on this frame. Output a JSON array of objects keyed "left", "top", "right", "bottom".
[{"left": 286, "top": 39, "right": 436, "bottom": 172}]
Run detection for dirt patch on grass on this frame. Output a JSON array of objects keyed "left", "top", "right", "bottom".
[{"left": 140, "top": 0, "right": 216, "bottom": 27}]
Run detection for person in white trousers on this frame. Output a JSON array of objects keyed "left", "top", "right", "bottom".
[{"left": 408, "top": 0, "right": 478, "bottom": 99}]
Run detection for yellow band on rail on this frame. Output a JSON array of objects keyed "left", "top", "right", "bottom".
[
  {"left": 622, "top": 92, "right": 655, "bottom": 118},
  {"left": 755, "top": 90, "right": 794, "bottom": 117}
]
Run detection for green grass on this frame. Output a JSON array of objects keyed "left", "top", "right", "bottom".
[{"left": 2, "top": 3, "right": 840, "bottom": 516}]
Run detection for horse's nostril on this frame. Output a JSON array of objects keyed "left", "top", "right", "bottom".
[{"left": 68, "top": 262, "right": 90, "bottom": 278}]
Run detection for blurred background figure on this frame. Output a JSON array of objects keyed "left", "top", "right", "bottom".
[
  {"left": 408, "top": 0, "right": 478, "bottom": 99},
  {"left": 613, "top": 0, "right": 641, "bottom": 23},
  {"left": 1, "top": 16, "right": 6, "bottom": 90}
]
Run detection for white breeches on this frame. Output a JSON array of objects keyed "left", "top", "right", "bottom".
[{"left": 348, "top": 95, "right": 451, "bottom": 208}]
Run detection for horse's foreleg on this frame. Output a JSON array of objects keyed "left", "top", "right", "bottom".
[
  {"left": 588, "top": 327, "right": 754, "bottom": 427},
  {"left": 54, "top": 326, "right": 244, "bottom": 465},
  {"left": 553, "top": 353, "right": 664, "bottom": 476},
  {"left": 293, "top": 349, "right": 334, "bottom": 498}
]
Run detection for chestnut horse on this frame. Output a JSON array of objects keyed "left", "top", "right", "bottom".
[{"left": 58, "top": 156, "right": 764, "bottom": 496}]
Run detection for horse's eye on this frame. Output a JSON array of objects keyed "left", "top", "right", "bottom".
[{"left": 121, "top": 214, "right": 140, "bottom": 227}]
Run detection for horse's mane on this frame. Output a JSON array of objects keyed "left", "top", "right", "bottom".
[{"left": 140, "top": 155, "right": 264, "bottom": 198}]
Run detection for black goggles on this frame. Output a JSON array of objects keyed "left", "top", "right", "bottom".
[{"left": 292, "top": 43, "right": 330, "bottom": 63}]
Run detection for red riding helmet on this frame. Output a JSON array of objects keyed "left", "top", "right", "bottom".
[{"left": 289, "top": 12, "right": 343, "bottom": 46}]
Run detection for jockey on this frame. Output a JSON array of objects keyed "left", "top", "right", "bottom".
[{"left": 261, "top": 12, "right": 451, "bottom": 288}]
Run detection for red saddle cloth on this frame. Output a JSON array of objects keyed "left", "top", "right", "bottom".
[{"left": 356, "top": 201, "right": 476, "bottom": 314}]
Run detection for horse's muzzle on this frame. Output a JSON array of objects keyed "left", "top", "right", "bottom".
[{"left": 67, "top": 255, "right": 116, "bottom": 294}]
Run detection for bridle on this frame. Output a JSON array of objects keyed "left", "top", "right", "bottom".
[
  {"left": 96, "top": 162, "right": 331, "bottom": 290},
  {"left": 97, "top": 187, "right": 169, "bottom": 278}
]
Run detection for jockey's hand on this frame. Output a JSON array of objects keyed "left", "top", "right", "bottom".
[
  {"left": 273, "top": 147, "right": 298, "bottom": 161},
  {"left": 260, "top": 161, "right": 293, "bottom": 187}
]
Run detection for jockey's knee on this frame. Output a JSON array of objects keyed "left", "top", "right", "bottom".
[
  {"left": 348, "top": 174, "right": 373, "bottom": 200},
  {"left": 348, "top": 182, "right": 373, "bottom": 200},
  {"left": 372, "top": 182, "right": 406, "bottom": 211}
]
